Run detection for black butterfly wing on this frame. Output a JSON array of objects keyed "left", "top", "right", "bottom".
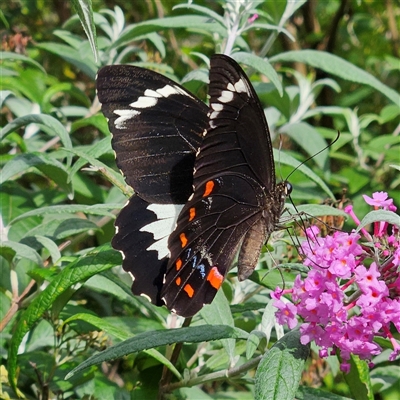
[
  {"left": 162, "top": 174, "right": 267, "bottom": 317},
  {"left": 197, "top": 54, "right": 277, "bottom": 191},
  {"left": 97, "top": 65, "right": 208, "bottom": 306},
  {"left": 96, "top": 65, "right": 208, "bottom": 204},
  {"left": 162, "top": 55, "right": 286, "bottom": 317},
  {"left": 112, "top": 195, "right": 183, "bottom": 305}
]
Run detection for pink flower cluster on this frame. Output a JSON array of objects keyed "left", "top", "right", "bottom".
[{"left": 272, "top": 192, "right": 400, "bottom": 372}]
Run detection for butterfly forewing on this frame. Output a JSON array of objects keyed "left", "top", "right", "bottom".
[
  {"left": 96, "top": 65, "right": 208, "bottom": 204},
  {"left": 197, "top": 55, "right": 276, "bottom": 190},
  {"left": 161, "top": 55, "right": 288, "bottom": 317}
]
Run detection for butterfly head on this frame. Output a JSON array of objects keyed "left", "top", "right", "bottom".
[{"left": 283, "top": 181, "right": 293, "bottom": 197}]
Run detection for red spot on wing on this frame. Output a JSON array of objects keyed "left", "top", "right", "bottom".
[
  {"left": 184, "top": 284, "right": 194, "bottom": 298},
  {"left": 203, "top": 181, "right": 214, "bottom": 197},
  {"left": 176, "top": 277, "right": 181, "bottom": 286},
  {"left": 189, "top": 207, "right": 196, "bottom": 221},
  {"left": 179, "top": 233, "right": 188, "bottom": 247},
  {"left": 207, "top": 266, "right": 224, "bottom": 289},
  {"left": 176, "top": 258, "right": 182, "bottom": 270}
]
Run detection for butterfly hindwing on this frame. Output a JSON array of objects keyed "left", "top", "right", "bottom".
[
  {"left": 96, "top": 65, "right": 208, "bottom": 204},
  {"left": 112, "top": 195, "right": 183, "bottom": 305},
  {"left": 162, "top": 174, "right": 267, "bottom": 317}
]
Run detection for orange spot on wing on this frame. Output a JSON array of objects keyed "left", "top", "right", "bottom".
[
  {"left": 176, "top": 258, "right": 182, "bottom": 270},
  {"left": 179, "top": 233, "right": 188, "bottom": 247},
  {"left": 176, "top": 277, "right": 181, "bottom": 286},
  {"left": 203, "top": 181, "right": 214, "bottom": 197},
  {"left": 207, "top": 266, "right": 224, "bottom": 289},
  {"left": 189, "top": 207, "right": 196, "bottom": 221},
  {"left": 184, "top": 284, "right": 194, "bottom": 298}
]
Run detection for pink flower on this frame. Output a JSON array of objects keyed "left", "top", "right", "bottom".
[
  {"left": 247, "top": 14, "right": 259, "bottom": 24},
  {"left": 273, "top": 298, "right": 298, "bottom": 329},
  {"left": 363, "top": 192, "right": 394, "bottom": 209},
  {"left": 273, "top": 191, "right": 399, "bottom": 372}
]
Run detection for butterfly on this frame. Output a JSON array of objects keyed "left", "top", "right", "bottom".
[{"left": 97, "top": 54, "right": 291, "bottom": 317}]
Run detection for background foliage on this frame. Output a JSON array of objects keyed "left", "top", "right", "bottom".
[{"left": 1, "top": 0, "right": 399, "bottom": 399}]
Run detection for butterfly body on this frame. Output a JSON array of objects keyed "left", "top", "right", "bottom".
[{"left": 97, "top": 54, "right": 291, "bottom": 317}]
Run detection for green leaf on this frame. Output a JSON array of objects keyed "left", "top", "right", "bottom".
[
  {"left": 0, "top": 241, "right": 42, "bottom": 266},
  {"left": 270, "top": 50, "right": 400, "bottom": 105},
  {"left": 296, "top": 386, "right": 353, "bottom": 399},
  {"left": 379, "top": 104, "right": 400, "bottom": 123},
  {"left": 232, "top": 52, "right": 283, "bottom": 96},
  {"left": 0, "top": 114, "right": 73, "bottom": 154},
  {"left": 63, "top": 313, "right": 182, "bottom": 380},
  {"left": 365, "top": 135, "right": 400, "bottom": 154},
  {"left": 357, "top": 210, "right": 400, "bottom": 232},
  {"left": 1, "top": 153, "right": 72, "bottom": 195},
  {"left": 7, "top": 245, "right": 119, "bottom": 392},
  {"left": 254, "top": 330, "right": 310, "bottom": 400},
  {"left": 0, "top": 182, "right": 39, "bottom": 227},
  {"left": 9, "top": 204, "right": 119, "bottom": 225},
  {"left": 281, "top": 122, "right": 328, "bottom": 171},
  {"left": 275, "top": 149, "right": 335, "bottom": 199},
  {"left": 42, "top": 82, "right": 91, "bottom": 110},
  {"left": 65, "top": 325, "right": 248, "bottom": 380},
  {"left": 370, "top": 365, "right": 400, "bottom": 394},
  {"left": 71, "top": 113, "right": 110, "bottom": 136},
  {"left": 201, "top": 288, "right": 236, "bottom": 363},
  {"left": 27, "top": 218, "right": 100, "bottom": 240},
  {"left": 181, "top": 68, "right": 209, "bottom": 84},
  {"left": 0, "top": 90, "right": 14, "bottom": 108},
  {"left": 36, "top": 42, "right": 97, "bottom": 79},
  {"left": 173, "top": 3, "right": 225, "bottom": 25},
  {"left": 246, "top": 330, "right": 265, "bottom": 359},
  {"left": 113, "top": 16, "right": 226, "bottom": 50},
  {"left": 390, "top": 164, "right": 400, "bottom": 172},
  {"left": 0, "top": 51, "right": 46, "bottom": 73},
  {"left": 283, "top": 204, "right": 348, "bottom": 220},
  {"left": 250, "top": 268, "right": 300, "bottom": 291},
  {"left": 71, "top": 0, "right": 98, "bottom": 61},
  {"left": 64, "top": 313, "right": 129, "bottom": 341},
  {"left": 260, "top": 300, "right": 279, "bottom": 345},
  {"left": 35, "top": 235, "right": 62, "bottom": 263},
  {"left": 344, "top": 354, "right": 374, "bottom": 400},
  {"left": 66, "top": 144, "right": 124, "bottom": 190}
]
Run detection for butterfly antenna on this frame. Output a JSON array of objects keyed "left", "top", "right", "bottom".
[
  {"left": 286, "top": 130, "right": 340, "bottom": 182},
  {"left": 279, "top": 132, "right": 340, "bottom": 263}
]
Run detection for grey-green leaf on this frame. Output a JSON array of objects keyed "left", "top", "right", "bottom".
[
  {"left": 275, "top": 149, "right": 335, "bottom": 199},
  {"left": 281, "top": 122, "right": 328, "bottom": 171},
  {"left": 0, "top": 51, "right": 46, "bottom": 73},
  {"left": 0, "top": 114, "right": 73, "bottom": 153},
  {"left": 255, "top": 330, "right": 310, "bottom": 400},
  {"left": 270, "top": 50, "right": 399, "bottom": 105},
  {"left": 65, "top": 325, "right": 249, "bottom": 379},
  {"left": 1, "top": 153, "right": 72, "bottom": 196},
  {"left": 357, "top": 210, "right": 400, "bottom": 232},
  {"left": 64, "top": 313, "right": 182, "bottom": 379},
  {"left": 71, "top": 0, "right": 98, "bottom": 61},
  {"left": 1, "top": 241, "right": 43, "bottom": 266},
  {"left": 9, "top": 204, "right": 119, "bottom": 225}
]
